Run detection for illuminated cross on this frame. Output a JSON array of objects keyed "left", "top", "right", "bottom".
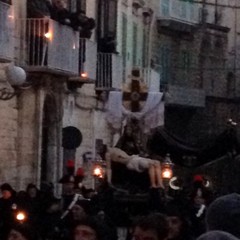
[{"left": 122, "top": 79, "right": 148, "bottom": 112}]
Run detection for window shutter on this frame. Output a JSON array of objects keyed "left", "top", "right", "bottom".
[{"left": 132, "top": 23, "right": 138, "bottom": 66}]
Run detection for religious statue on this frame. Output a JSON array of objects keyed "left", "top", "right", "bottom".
[
  {"left": 115, "top": 121, "right": 143, "bottom": 156},
  {"left": 105, "top": 147, "right": 164, "bottom": 189}
]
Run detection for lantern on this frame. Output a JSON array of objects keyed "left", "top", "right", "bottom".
[
  {"left": 16, "top": 211, "right": 27, "bottom": 223},
  {"left": 162, "top": 153, "right": 173, "bottom": 179},
  {"left": 81, "top": 72, "right": 88, "bottom": 78},
  {"left": 92, "top": 161, "right": 106, "bottom": 179}
]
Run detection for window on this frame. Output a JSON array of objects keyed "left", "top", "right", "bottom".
[
  {"left": 179, "top": 50, "right": 194, "bottom": 82},
  {"left": 132, "top": 23, "right": 138, "bottom": 66},
  {"left": 161, "top": 0, "right": 169, "bottom": 17},
  {"left": 122, "top": 13, "right": 127, "bottom": 81},
  {"left": 160, "top": 45, "right": 171, "bottom": 85},
  {"left": 107, "top": 0, "right": 117, "bottom": 36},
  {"left": 142, "top": 28, "right": 149, "bottom": 68},
  {"left": 98, "top": 0, "right": 117, "bottom": 39},
  {"left": 181, "top": 50, "right": 190, "bottom": 70}
]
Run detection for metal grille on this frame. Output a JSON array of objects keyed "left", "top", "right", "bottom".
[
  {"left": 96, "top": 53, "right": 123, "bottom": 90},
  {"left": 16, "top": 18, "right": 79, "bottom": 74}
]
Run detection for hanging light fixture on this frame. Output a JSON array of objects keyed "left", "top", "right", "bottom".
[{"left": 162, "top": 153, "right": 173, "bottom": 179}]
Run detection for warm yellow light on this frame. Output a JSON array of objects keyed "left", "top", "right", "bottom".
[
  {"left": 44, "top": 32, "right": 52, "bottom": 39},
  {"left": 16, "top": 212, "right": 26, "bottom": 221},
  {"left": 162, "top": 168, "right": 173, "bottom": 179},
  {"left": 93, "top": 167, "right": 102, "bottom": 176},
  {"left": 81, "top": 72, "right": 88, "bottom": 78}
]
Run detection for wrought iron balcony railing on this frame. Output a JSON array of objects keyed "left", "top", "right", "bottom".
[
  {"left": 16, "top": 18, "right": 79, "bottom": 75},
  {"left": 0, "top": 1, "right": 14, "bottom": 62},
  {"left": 96, "top": 53, "right": 123, "bottom": 90}
]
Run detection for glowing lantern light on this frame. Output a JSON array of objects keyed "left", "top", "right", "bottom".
[
  {"left": 93, "top": 165, "right": 103, "bottom": 178},
  {"left": 92, "top": 160, "right": 106, "bottom": 179},
  {"left": 162, "top": 153, "right": 173, "bottom": 179},
  {"left": 16, "top": 212, "right": 26, "bottom": 222},
  {"left": 44, "top": 32, "right": 52, "bottom": 40},
  {"left": 81, "top": 72, "right": 88, "bottom": 78},
  {"left": 162, "top": 168, "right": 173, "bottom": 179}
]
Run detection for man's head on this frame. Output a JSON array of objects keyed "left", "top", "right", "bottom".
[
  {"left": 8, "top": 223, "right": 37, "bottom": 240},
  {"left": 1, "top": 183, "right": 13, "bottom": 199},
  {"left": 26, "top": 184, "right": 38, "bottom": 198},
  {"left": 132, "top": 213, "right": 169, "bottom": 240},
  {"left": 197, "top": 230, "right": 240, "bottom": 240},
  {"left": 71, "top": 200, "right": 91, "bottom": 221},
  {"left": 52, "top": 0, "right": 67, "bottom": 10},
  {"left": 165, "top": 201, "right": 190, "bottom": 240},
  {"left": 71, "top": 204, "right": 87, "bottom": 221},
  {"left": 73, "top": 217, "right": 104, "bottom": 240},
  {"left": 206, "top": 193, "right": 240, "bottom": 238}
]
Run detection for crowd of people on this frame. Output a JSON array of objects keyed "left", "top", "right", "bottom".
[{"left": 0, "top": 173, "right": 240, "bottom": 240}]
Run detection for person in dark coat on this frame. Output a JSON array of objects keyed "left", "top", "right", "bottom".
[
  {"left": 131, "top": 213, "right": 169, "bottom": 240},
  {"left": 72, "top": 216, "right": 108, "bottom": 240},
  {"left": 0, "top": 183, "right": 17, "bottom": 240},
  {"left": 27, "top": 0, "right": 51, "bottom": 18},
  {"left": 188, "top": 175, "right": 213, "bottom": 238},
  {"left": 7, "top": 222, "right": 40, "bottom": 240},
  {"left": 49, "top": 0, "right": 71, "bottom": 25},
  {"left": 205, "top": 193, "right": 240, "bottom": 239},
  {"left": 165, "top": 200, "right": 194, "bottom": 240},
  {"left": 39, "top": 198, "right": 63, "bottom": 240},
  {"left": 24, "top": 184, "right": 42, "bottom": 229}
]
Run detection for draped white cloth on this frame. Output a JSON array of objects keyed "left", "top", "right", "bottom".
[{"left": 106, "top": 91, "right": 164, "bottom": 133}]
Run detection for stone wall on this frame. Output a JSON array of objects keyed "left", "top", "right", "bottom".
[
  {"left": 16, "top": 88, "right": 39, "bottom": 190},
  {"left": 0, "top": 96, "right": 18, "bottom": 187}
]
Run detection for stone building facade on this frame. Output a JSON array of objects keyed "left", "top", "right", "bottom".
[
  {"left": 153, "top": 0, "right": 240, "bottom": 145},
  {"left": 0, "top": 0, "right": 159, "bottom": 193}
]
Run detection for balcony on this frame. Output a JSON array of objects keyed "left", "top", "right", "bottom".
[
  {"left": 164, "top": 84, "right": 206, "bottom": 108},
  {"left": 96, "top": 53, "right": 123, "bottom": 90},
  {"left": 16, "top": 18, "right": 79, "bottom": 76},
  {"left": 158, "top": 0, "right": 199, "bottom": 33},
  {"left": 0, "top": 2, "right": 14, "bottom": 62},
  {"left": 68, "top": 38, "right": 97, "bottom": 87}
]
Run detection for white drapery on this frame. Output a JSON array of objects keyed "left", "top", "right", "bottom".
[{"left": 106, "top": 91, "right": 164, "bottom": 133}]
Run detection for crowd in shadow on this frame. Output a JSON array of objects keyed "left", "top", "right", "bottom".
[{"left": 1, "top": 172, "right": 240, "bottom": 240}]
